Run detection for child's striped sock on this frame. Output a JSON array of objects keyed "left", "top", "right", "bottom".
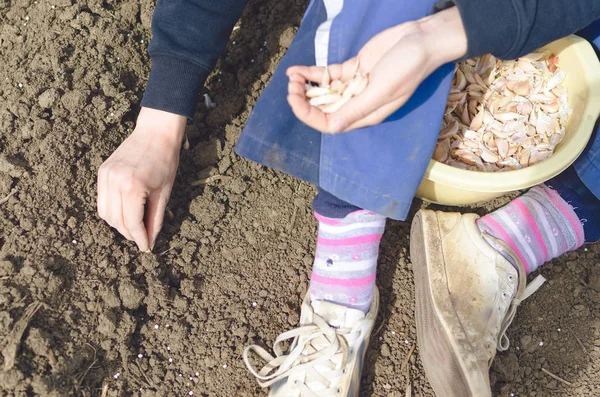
[
  {"left": 477, "top": 184, "right": 584, "bottom": 275},
  {"left": 309, "top": 210, "right": 386, "bottom": 313}
]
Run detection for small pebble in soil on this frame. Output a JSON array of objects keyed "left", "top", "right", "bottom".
[
  {"left": 189, "top": 392, "right": 194, "bottom": 396},
  {"left": 51, "top": 5, "right": 55, "bottom": 9},
  {"left": 223, "top": 364, "right": 228, "bottom": 369},
  {"left": 167, "top": 324, "right": 171, "bottom": 328},
  {"left": 167, "top": 346, "right": 171, "bottom": 351},
  {"left": 391, "top": 331, "right": 395, "bottom": 335},
  {"left": 17, "top": 83, "right": 23, "bottom": 88},
  {"left": 154, "top": 324, "right": 159, "bottom": 329},
  {"left": 252, "top": 302, "right": 257, "bottom": 307},
  {"left": 179, "top": 374, "right": 183, "bottom": 377},
  {"left": 113, "top": 372, "right": 120, "bottom": 379},
  {"left": 195, "top": 372, "right": 199, "bottom": 376},
  {"left": 72, "top": 240, "right": 77, "bottom": 244},
  {"left": 137, "top": 354, "right": 143, "bottom": 359},
  {"left": 168, "top": 358, "right": 173, "bottom": 362},
  {"left": 189, "top": 377, "right": 193, "bottom": 381},
  {"left": 232, "top": 41, "right": 236, "bottom": 45},
  {"left": 539, "top": 341, "right": 544, "bottom": 346},
  {"left": 558, "top": 328, "right": 561, "bottom": 332},
  {"left": 404, "top": 340, "right": 409, "bottom": 344}
]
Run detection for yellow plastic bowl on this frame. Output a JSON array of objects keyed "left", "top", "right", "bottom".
[{"left": 416, "top": 35, "right": 600, "bottom": 206}]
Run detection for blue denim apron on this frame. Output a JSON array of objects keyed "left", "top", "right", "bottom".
[
  {"left": 575, "top": 19, "right": 600, "bottom": 199},
  {"left": 234, "top": 0, "right": 453, "bottom": 220}
]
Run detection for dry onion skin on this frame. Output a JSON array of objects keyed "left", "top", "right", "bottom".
[{"left": 435, "top": 51, "right": 571, "bottom": 172}]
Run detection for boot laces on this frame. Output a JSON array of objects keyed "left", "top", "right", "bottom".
[{"left": 243, "top": 306, "right": 360, "bottom": 396}]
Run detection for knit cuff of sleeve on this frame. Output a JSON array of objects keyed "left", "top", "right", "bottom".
[
  {"left": 444, "top": 0, "right": 519, "bottom": 61},
  {"left": 141, "top": 55, "right": 210, "bottom": 120}
]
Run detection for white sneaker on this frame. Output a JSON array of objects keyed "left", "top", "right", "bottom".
[
  {"left": 410, "top": 210, "right": 545, "bottom": 397},
  {"left": 243, "top": 289, "right": 379, "bottom": 396}
]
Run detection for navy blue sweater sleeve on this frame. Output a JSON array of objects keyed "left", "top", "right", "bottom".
[
  {"left": 141, "top": 0, "right": 249, "bottom": 119},
  {"left": 437, "top": 0, "right": 600, "bottom": 60}
]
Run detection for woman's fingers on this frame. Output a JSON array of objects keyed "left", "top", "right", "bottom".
[
  {"left": 122, "top": 189, "right": 150, "bottom": 252},
  {"left": 97, "top": 164, "right": 109, "bottom": 220},
  {"left": 146, "top": 189, "right": 170, "bottom": 251},
  {"left": 105, "top": 189, "right": 134, "bottom": 241},
  {"left": 287, "top": 90, "right": 330, "bottom": 132},
  {"left": 341, "top": 96, "right": 410, "bottom": 132},
  {"left": 286, "top": 56, "right": 360, "bottom": 85}
]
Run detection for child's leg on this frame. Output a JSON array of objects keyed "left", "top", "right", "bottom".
[
  {"left": 309, "top": 189, "right": 386, "bottom": 313},
  {"left": 244, "top": 189, "right": 384, "bottom": 394},
  {"left": 477, "top": 166, "right": 599, "bottom": 275}
]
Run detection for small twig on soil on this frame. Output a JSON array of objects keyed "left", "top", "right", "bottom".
[
  {"left": 287, "top": 206, "right": 298, "bottom": 233},
  {"left": 127, "top": 373, "right": 145, "bottom": 388},
  {"left": 400, "top": 344, "right": 416, "bottom": 373},
  {"left": 568, "top": 329, "right": 588, "bottom": 354},
  {"left": 0, "top": 189, "right": 17, "bottom": 206},
  {"left": 75, "top": 343, "right": 98, "bottom": 385},
  {"left": 101, "top": 10, "right": 117, "bottom": 19},
  {"left": 190, "top": 174, "right": 231, "bottom": 186},
  {"left": 541, "top": 367, "right": 573, "bottom": 386},
  {"left": 135, "top": 360, "right": 154, "bottom": 387},
  {"left": 373, "top": 318, "right": 387, "bottom": 337},
  {"left": 1, "top": 301, "right": 42, "bottom": 370},
  {"left": 127, "top": 361, "right": 154, "bottom": 390},
  {"left": 159, "top": 245, "right": 177, "bottom": 256},
  {"left": 404, "top": 345, "right": 413, "bottom": 397},
  {"left": 100, "top": 381, "right": 109, "bottom": 397}
]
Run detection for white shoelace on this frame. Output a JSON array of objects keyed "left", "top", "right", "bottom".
[
  {"left": 243, "top": 308, "right": 359, "bottom": 396},
  {"left": 484, "top": 233, "right": 546, "bottom": 352}
]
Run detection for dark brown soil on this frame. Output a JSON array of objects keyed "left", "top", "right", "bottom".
[{"left": 0, "top": 1, "right": 599, "bottom": 396}]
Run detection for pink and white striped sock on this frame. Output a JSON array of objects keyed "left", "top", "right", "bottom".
[
  {"left": 309, "top": 210, "right": 386, "bottom": 313},
  {"left": 477, "top": 184, "right": 585, "bottom": 275}
]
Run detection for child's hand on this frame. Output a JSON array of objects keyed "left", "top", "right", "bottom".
[
  {"left": 97, "top": 107, "right": 186, "bottom": 251},
  {"left": 286, "top": 6, "right": 467, "bottom": 134}
]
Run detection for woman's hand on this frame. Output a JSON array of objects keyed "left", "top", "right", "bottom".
[
  {"left": 286, "top": 6, "right": 468, "bottom": 134},
  {"left": 97, "top": 107, "right": 186, "bottom": 252}
]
